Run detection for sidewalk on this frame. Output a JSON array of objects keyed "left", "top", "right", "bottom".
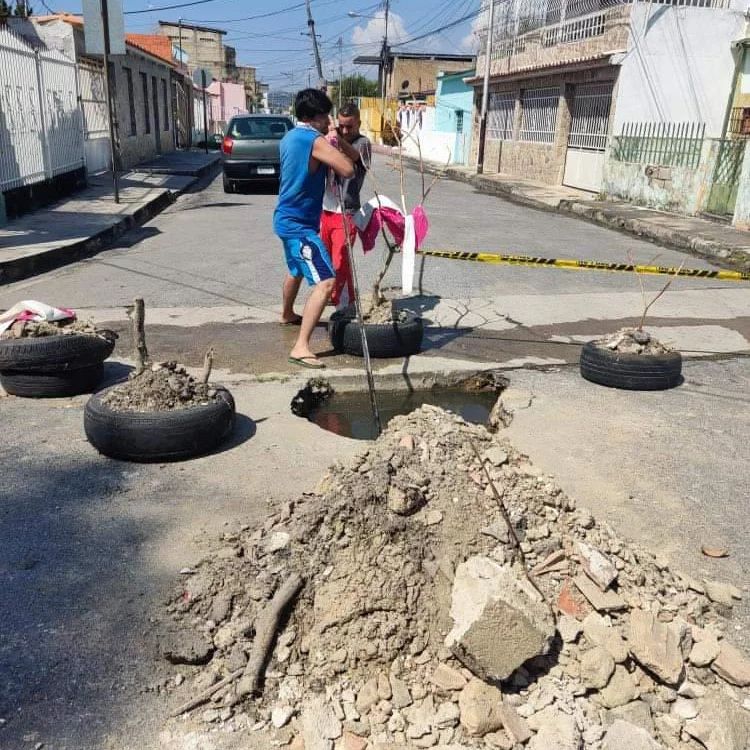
[
  {"left": 381, "top": 148, "right": 750, "bottom": 270},
  {"left": 0, "top": 151, "right": 220, "bottom": 285}
]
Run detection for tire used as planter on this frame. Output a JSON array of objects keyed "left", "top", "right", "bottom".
[
  {"left": 329, "top": 307, "right": 423, "bottom": 359},
  {"left": 579, "top": 340, "right": 682, "bottom": 391},
  {"left": 0, "top": 363, "right": 105, "bottom": 398},
  {"left": 84, "top": 386, "right": 236, "bottom": 462},
  {"left": 0, "top": 333, "right": 115, "bottom": 372}
]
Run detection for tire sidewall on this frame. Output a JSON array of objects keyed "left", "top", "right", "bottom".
[
  {"left": 580, "top": 340, "right": 682, "bottom": 390},
  {"left": 329, "top": 307, "right": 423, "bottom": 358},
  {"left": 0, "top": 333, "right": 115, "bottom": 372},
  {"left": 84, "top": 386, "right": 236, "bottom": 462}
]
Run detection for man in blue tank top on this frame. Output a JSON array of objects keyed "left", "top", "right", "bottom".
[{"left": 274, "top": 89, "right": 355, "bottom": 369}]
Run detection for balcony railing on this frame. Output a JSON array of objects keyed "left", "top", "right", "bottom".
[{"left": 475, "top": 0, "right": 731, "bottom": 50}]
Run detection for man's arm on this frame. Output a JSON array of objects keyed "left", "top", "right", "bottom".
[
  {"left": 312, "top": 136, "right": 354, "bottom": 179},
  {"left": 336, "top": 136, "right": 362, "bottom": 165}
]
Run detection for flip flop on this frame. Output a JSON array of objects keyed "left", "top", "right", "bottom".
[
  {"left": 288, "top": 356, "right": 326, "bottom": 369},
  {"left": 280, "top": 316, "right": 303, "bottom": 326}
]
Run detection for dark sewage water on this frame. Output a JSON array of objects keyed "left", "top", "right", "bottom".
[{"left": 307, "top": 388, "right": 498, "bottom": 440}]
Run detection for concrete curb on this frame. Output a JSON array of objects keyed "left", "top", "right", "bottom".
[
  {"left": 374, "top": 146, "right": 750, "bottom": 270},
  {"left": 0, "top": 160, "right": 221, "bottom": 286}
]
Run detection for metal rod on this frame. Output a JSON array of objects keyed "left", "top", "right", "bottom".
[
  {"left": 477, "top": 0, "right": 496, "bottom": 174},
  {"left": 201, "top": 68, "right": 208, "bottom": 154},
  {"left": 335, "top": 186, "right": 381, "bottom": 435},
  {"left": 100, "top": 0, "right": 119, "bottom": 203}
]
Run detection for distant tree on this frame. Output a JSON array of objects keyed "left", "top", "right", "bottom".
[
  {"left": 0, "top": 0, "right": 11, "bottom": 19},
  {"left": 329, "top": 74, "right": 378, "bottom": 103}
]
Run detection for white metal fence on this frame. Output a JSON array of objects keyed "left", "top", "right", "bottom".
[
  {"left": 0, "top": 27, "right": 84, "bottom": 191},
  {"left": 519, "top": 86, "right": 560, "bottom": 144}
]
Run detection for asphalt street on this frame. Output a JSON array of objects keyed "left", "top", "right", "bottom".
[{"left": 0, "top": 157, "right": 748, "bottom": 749}]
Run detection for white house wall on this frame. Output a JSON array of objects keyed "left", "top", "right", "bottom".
[{"left": 613, "top": 5, "right": 746, "bottom": 136}]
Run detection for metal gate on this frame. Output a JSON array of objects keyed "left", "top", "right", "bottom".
[
  {"left": 563, "top": 82, "right": 613, "bottom": 192},
  {"left": 78, "top": 60, "right": 110, "bottom": 173},
  {"left": 0, "top": 27, "right": 84, "bottom": 191},
  {"left": 706, "top": 139, "right": 746, "bottom": 217}
]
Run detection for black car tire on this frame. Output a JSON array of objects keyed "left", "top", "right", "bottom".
[
  {"left": 329, "top": 307, "right": 424, "bottom": 358},
  {"left": 579, "top": 341, "right": 682, "bottom": 391},
  {"left": 0, "top": 333, "right": 115, "bottom": 372},
  {"left": 84, "top": 386, "right": 236, "bottom": 462},
  {"left": 0, "top": 364, "right": 105, "bottom": 398},
  {"left": 222, "top": 174, "right": 234, "bottom": 193}
]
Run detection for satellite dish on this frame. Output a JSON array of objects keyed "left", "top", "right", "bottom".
[
  {"left": 401, "top": 79, "right": 409, "bottom": 90},
  {"left": 192, "top": 68, "right": 214, "bottom": 87}
]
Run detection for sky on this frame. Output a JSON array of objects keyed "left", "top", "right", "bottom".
[{"left": 60, "top": 0, "right": 483, "bottom": 91}]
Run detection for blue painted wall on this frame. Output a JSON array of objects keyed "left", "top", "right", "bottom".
[{"left": 435, "top": 69, "right": 475, "bottom": 164}]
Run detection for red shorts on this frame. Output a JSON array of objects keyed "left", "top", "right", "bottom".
[{"left": 320, "top": 210, "right": 357, "bottom": 308}]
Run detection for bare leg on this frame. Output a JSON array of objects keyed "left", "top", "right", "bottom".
[
  {"left": 290, "top": 279, "right": 334, "bottom": 360},
  {"left": 281, "top": 274, "right": 303, "bottom": 323}
]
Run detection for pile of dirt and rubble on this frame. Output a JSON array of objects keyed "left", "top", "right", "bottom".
[
  {"left": 0, "top": 318, "right": 112, "bottom": 340},
  {"left": 363, "top": 304, "right": 411, "bottom": 325},
  {"left": 594, "top": 328, "right": 674, "bottom": 355},
  {"left": 158, "top": 405, "right": 749, "bottom": 750},
  {"left": 102, "top": 361, "right": 220, "bottom": 412}
]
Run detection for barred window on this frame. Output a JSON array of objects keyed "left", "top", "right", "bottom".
[
  {"left": 487, "top": 92, "right": 515, "bottom": 140},
  {"left": 519, "top": 87, "right": 559, "bottom": 144}
]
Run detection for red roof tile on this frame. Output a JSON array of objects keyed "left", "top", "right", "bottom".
[{"left": 126, "top": 33, "right": 176, "bottom": 65}]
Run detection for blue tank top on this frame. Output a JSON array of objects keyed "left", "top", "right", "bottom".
[{"left": 273, "top": 124, "right": 327, "bottom": 237}]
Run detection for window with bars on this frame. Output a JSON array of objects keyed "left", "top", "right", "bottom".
[
  {"left": 487, "top": 92, "right": 515, "bottom": 140},
  {"left": 124, "top": 67, "right": 136, "bottom": 136},
  {"left": 519, "top": 87, "right": 559, "bottom": 144},
  {"left": 162, "top": 78, "right": 169, "bottom": 131},
  {"left": 140, "top": 72, "right": 150, "bottom": 134}
]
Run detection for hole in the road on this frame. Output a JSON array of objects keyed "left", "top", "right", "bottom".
[{"left": 292, "top": 372, "right": 507, "bottom": 440}]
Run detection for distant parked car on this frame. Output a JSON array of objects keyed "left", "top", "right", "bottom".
[{"left": 221, "top": 115, "right": 294, "bottom": 192}]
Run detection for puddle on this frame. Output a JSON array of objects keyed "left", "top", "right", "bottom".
[{"left": 304, "top": 388, "right": 500, "bottom": 440}]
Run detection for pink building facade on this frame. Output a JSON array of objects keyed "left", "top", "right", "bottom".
[{"left": 207, "top": 81, "right": 247, "bottom": 127}]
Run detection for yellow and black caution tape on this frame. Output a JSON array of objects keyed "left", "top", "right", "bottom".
[{"left": 418, "top": 249, "right": 750, "bottom": 282}]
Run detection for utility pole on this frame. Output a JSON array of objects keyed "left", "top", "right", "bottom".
[
  {"left": 338, "top": 36, "right": 343, "bottom": 110},
  {"left": 178, "top": 18, "right": 184, "bottom": 69},
  {"left": 100, "top": 0, "right": 120, "bottom": 203},
  {"left": 201, "top": 69, "right": 209, "bottom": 154},
  {"left": 476, "top": 0, "right": 495, "bottom": 175},
  {"left": 380, "top": 0, "right": 390, "bottom": 139},
  {"left": 305, "top": 0, "right": 325, "bottom": 90}
]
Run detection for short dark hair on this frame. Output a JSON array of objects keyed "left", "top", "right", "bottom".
[
  {"left": 295, "top": 88, "right": 332, "bottom": 120},
  {"left": 339, "top": 101, "right": 360, "bottom": 118}
]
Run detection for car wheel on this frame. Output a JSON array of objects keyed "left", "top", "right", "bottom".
[{"left": 222, "top": 175, "right": 234, "bottom": 193}]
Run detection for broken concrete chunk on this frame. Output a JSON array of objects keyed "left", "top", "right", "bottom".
[
  {"left": 603, "top": 719, "right": 664, "bottom": 750},
  {"left": 446, "top": 556, "right": 556, "bottom": 682},
  {"left": 574, "top": 574, "right": 627, "bottom": 612},
  {"left": 356, "top": 677, "right": 380, "bottom": 714},
  {"left": 482, "top": 446, "right": 509, "bottom": 467},
  {"left": 581, "top": 646, "right": 616, "bottom": 690},
  {"left": 583, "top": 612, "right": 628, "bottom": 663},
  {"left": 703, "top": 579, "right": 736, "bottom": 608},
  {"left": 430, "top": 663, "right": 467, "bottom": 692},
  {"left": 161, "top": 630, "right": 214, "bottom": 666},
  {"left": 711, "top": 641, "right": 750, "bottom": 687},
  {"left": 387, "top": 484, "right": 425, "bottom": 516},
  {"left": 598, "top": 666, "right": 637, "bottom": 709},
  {"left": 558, "top": 614, "right": 583, "bottom": 643},
  {"left": 457, "top": 679, "right": 504, "bottom": 737},
  {"left": 558, "top": 578, "right": 593, "bottom": 620},
  {"left": 605, "top": 700, "right": 654, "bottom": 734},
  {"left": 684, "top": 694, "right": 750, "bottom": 750},
  {"left": 577, "top": 541, "right": 618, "bottom": 591},
  {"left": 689, "top": 635, "right": 721, "bottom": 667},
  {"left": 300, "top": 696, "right": 342, "bottom": 750},
  {"left": 389, "top": 676, "right": 412, "bottom": 709},
  {"left": 497, "top": 702, "right": 532, "bottom": 744},
  {"left": 526, "top": 711, "right": 581, "bottom": 750},
  {"left": 628, "top": 609, "right": 685, "bottom": 687}
]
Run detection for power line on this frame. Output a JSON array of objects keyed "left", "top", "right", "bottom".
[
  {"left": 180, "top": 0, "right": 340, "bottom": 25},
  {"left": 390, "top": 7, "right": 483, "bottom": 47},
  {"left": 124, "top": 0, "right": 237, "bottom": 16}
]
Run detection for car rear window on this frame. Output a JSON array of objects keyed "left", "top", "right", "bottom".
[{"left": 228, "top": 118, "right": 292, "bottom": 140}]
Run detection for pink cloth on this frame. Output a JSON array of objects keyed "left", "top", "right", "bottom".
[{"left": 358, "top": 204, "right": 429, "bottom": 253}]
